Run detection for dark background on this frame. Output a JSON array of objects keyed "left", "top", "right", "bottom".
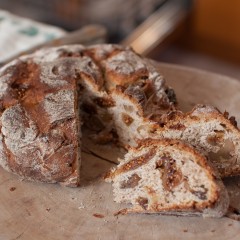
[{"left": 0, "top": 0, "right": 239, "bottom": 79}]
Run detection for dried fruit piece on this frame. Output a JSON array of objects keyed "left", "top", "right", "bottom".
[
  {"left": 120, "top": 173, "right": 141, "bottom": 189},
  {"left": 136, "top": 197, "right": 148, "bottom": 210},
  {"left": 94, "top": 97, "right": 115, "bottom": 108},
  {"left": 156, "top": 154, "right": 183, "bottom": 191},
  {"left": 119, "top": 148, "right": 156, "bottom": 173},
  {"left": 122, "top": 113, "right": 134, "bottom": 126},
  {"left": 207, "top": 130, "right": 224, "bottom": 146},
  {"left": 209, "top": 139, "right": 235, "bottom": 162}
]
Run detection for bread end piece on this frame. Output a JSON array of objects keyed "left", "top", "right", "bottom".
[{"left": 108, "top": 139, "right": 229, "bottom": 218}]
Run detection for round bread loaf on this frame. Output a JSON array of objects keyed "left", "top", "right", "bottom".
[{"left": 0, "top": 44, "right": 175, "bottom": 186}]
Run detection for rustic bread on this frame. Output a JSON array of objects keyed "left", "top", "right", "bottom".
[
  {"left": 0, "top": 44, "right": 175, "bottom": 185},
  {"left": 106, "top": 139, "right": 229, "bottom": 218}
]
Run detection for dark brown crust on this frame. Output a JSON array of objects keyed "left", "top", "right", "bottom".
[
  {"left": 0, "top": 55, "right": 80, "bottom": 186},
  {"left": 114, "top": 206, "right": 203, "bottom": 217}
]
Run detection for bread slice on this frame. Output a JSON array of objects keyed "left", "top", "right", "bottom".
[
  {"left": 156, "top": 105, "right": 240, "bottom": 177},
  {"left": 110, "top": 90, "right": 240, "bottom": 177},
  {"left": 106, "top": 139, "right": 229, "bottom": 218}
]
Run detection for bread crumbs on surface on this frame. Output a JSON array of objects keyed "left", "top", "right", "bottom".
[
  {"left": 93, "top": 213, "right": 105, "bottom": 218},
  {"left": 78, "top": 203, "right": 85, "bottom": 209},
  {"left": 9, "top": 187, "right": 16, "bottom": 192},
  {"left": 183, "top": 229, "right": 188, "bottom": 233}
]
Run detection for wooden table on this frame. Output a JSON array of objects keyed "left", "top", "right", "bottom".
[{"left": 0, "top": 63, "right": 239, "bottom": 240}]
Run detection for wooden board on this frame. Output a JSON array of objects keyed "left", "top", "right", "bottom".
[{"left": 0, "top": 63, "right": 240, "bottom": 240}]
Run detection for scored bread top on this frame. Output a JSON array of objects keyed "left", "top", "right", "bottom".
[{"left": 0, "top": 55, "right": 81, "bottom": 186}]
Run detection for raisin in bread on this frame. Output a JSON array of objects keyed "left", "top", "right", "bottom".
[
  {"left": 106, "top": 139, "right": 229, "bottom": 218},
  {"left": 0, "top": 44, "right": 175, "bottom": 185}
]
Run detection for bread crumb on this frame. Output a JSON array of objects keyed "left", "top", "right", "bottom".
[
  {"left": 93, "top": 213, "right": 105, "bottom": 218},
  {"left": 211, "top": 229, "right": 215, "bottom": 232},
  {"left": 114, "top": 208, "right": 128, "bottom": 216},
  {"left": 9, "top": 187, "right": 16, "bottom": 192},
  {"left": 183, "top": 229, "right": 188, "bottom": 233},
  {"left": 78, "top": 203, "right": 85, "bottom": 209},
  {"left": 46, "top": 208, "right": 51, "bottom": 212}
]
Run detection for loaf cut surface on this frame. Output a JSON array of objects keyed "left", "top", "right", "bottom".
[
  {"left": 106, "top": 139, "right": 229, "bottom": 218},
  {"left": 112, "top": 89, "right": 240, "bottom": 177}
]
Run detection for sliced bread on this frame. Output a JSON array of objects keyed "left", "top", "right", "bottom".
[
  {"left": 106, "top": 139, "right": 229, "bottom": 218},
  {"left": 156, "top": 104, "right": 240, "bottom": 177}
]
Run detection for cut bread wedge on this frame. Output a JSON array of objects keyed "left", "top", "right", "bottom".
[
  {"left": 106, "top": 139, "right": 229, "bottom": 218},
  {"left": 111, "top": 91, "right": 240, "bottom": 177},
  {"left": 156, "top": 105, "right": 240, "bottom": 177}
]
